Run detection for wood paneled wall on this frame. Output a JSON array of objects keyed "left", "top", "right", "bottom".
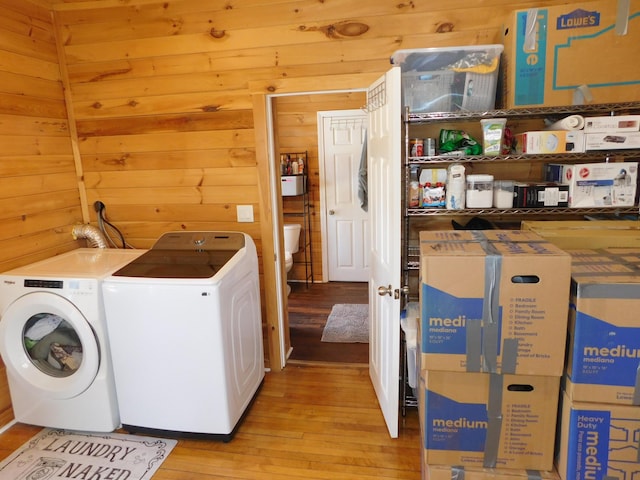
[
  {"left": 0, "top": 0, "right": 81, "bottom": 428},
  {"left": 0, "top": 0, "right": 572, "bottom": 419},
  {"left": 0, "top": 0, "right": 81, "bottom": 272}
]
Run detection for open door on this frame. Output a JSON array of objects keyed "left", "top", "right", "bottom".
[{"left": 367, "top": 67, "right": 402, "bottom": 438}]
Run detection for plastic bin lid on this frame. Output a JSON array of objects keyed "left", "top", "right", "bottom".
[{"left": 390, "top": 44, "right": 503, "bottom": 70}]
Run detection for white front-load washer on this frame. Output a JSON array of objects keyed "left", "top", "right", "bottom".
[
  {"left": 0, "top": 248, "right": 145, "bottom": 432},
  {"left": 102, "top": 231, "right": 264, "bottom": 441}
]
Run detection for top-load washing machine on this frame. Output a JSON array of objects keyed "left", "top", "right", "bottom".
[
  {"left": 102, "top": 231, "right": 264, "bottom": 441},
  {"left": 0, "top": 248, "right": 145, "bottom": 432}
]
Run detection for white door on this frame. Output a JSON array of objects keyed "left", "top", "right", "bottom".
[
  {"left": 320, "top": 110, "right": 369, "bottom": 282},
  {"left": 368, "top": 67, "right": 402, "bottom": 438}
]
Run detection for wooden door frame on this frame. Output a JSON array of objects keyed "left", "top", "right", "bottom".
[{"left": 250, "top": 74, "right": 376, "bottom": 372}]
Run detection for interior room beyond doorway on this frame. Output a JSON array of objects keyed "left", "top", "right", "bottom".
[
  {"left": 287, "top": 281, "right": 368, "bottom": 364},
  {"left": 273, "top": 91, "right": 369, "bottom": 364}
]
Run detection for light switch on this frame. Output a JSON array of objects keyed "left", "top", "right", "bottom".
[{"left": 236, "top": 205, "right": 254, "bottom": 223}]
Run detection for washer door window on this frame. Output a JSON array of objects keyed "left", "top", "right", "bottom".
[
  {"left": 0, "top": 292, "right": 100, "bottom": 399},
  {"left": 24, "top": 313, "right": 82, "bottom": 377}
]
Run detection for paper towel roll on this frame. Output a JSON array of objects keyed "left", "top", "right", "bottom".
[{"left": 546, "top": 114, "right": 585, "bottom": 131}]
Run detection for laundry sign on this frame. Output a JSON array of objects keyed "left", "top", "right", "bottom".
[{"left": 0, "top": 429, "right": 177, "bottom": 480}]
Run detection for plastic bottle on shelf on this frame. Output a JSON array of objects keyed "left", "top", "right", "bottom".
[
  {"left": 408, "top": 165, "right": 421, "bottom": 208},
  {"left": 297, "top": 155, "right": 305, "bottom": 175},
  {"left": 445, "top": 164, "right": 466, "bottom": 210},
  {"left": 422, "top": 182, "right": 433, "bottom": 207}
]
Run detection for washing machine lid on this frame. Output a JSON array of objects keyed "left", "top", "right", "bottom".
[{"left": 112, "top": 231, "right": 245, "bottom": 279}]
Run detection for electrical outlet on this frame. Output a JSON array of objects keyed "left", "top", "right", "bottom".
[{"left": 236, "top": 205, "right": 254, "bottom": 223}]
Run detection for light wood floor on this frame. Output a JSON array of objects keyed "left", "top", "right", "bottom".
[{"left": 0, "top": 364, "right": 421, "bottom": 479}]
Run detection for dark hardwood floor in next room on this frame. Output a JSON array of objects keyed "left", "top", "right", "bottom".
[{"left": 287, "top": 281, "right": 369, "bottom": 364}]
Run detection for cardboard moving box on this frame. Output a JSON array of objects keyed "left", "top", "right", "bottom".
[
  {"left": 421, "top": 369, "right": 560, "bottom": 471},
  {"left": 521, "top": 220, "right": 640, "bottom": 249},
  {"left": 419, "top": 230, "right": 571, "bottom": 376},
  {"left": 423, "top": 463, "right": 561, "bottom": 480},
  {"left": 564, "top": 249, "right": 640, "bottom": 405},
  {"left": 556, "top": 392, "right": 640, "bottom": 480},
  {"left": 502, "top": 1, "right": 640, "bottom": 108}
]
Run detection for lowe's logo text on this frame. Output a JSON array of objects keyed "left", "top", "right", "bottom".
[{"left": 557, "top": 9, "right": 600, "bottom": 30}]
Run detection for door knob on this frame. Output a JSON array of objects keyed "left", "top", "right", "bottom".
[
  {"left": 329, "top": 210, "right": 335, "bottom": 215},
  {"left": 377, "top": 285, "right": 393, "bottom": 296}
]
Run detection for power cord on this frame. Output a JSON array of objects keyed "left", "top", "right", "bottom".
[{"left": 94, "top": 201, "right": 130, "bottom": 249}]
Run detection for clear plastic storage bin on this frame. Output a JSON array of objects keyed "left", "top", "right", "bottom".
[
  {"left": 391, "top": 45, "right": 503, "bottom": 113},
  {"left": 466, "top": 174, "right": 494, "bottom": 208}
]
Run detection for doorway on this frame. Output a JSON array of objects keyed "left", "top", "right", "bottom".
[{"left": 271, "top": 93, "right": 369, "bottom": 363}]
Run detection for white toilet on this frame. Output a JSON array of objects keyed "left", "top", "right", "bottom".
[{"left": 283, "top": 223, "right": 302, "bottom": 295}]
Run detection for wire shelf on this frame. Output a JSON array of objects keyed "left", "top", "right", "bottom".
[
  {"left": 405, "top": 102, "right": 640, "bottom": 123},
  {"left": 406, "top": 206, "right": 639, "bottom": 217}
]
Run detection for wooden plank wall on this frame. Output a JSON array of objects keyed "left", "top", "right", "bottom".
[
  {"left": 0, "top": 0, "right": 571, "bottom": 422},
  {"left": 50, "top": 0, "right": 563, "bottom": 250},
  {"left": 0, "top": 0, "right": 81, "bottom": 428},
  {"left": 276, "top": 92, "right": 365, "bottom": 282},
  {"left": 49, "top": 0, "right": 563, "bottom": 369},
  {"left": 0, "top": 0, "right": 82, "bottom": 272}
]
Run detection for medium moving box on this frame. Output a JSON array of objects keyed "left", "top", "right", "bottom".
[
  {"left": 420, "top": 369, "right": 560, "bottom": 471},
  {"left": 419, "top": 230, "right": 571, "bottom": 376},
  {"left": 423, "top": 463, "right": 561, "bottom": 480},
  {"left": 564, "top": 249, "right": 640, "bottom": 405},
  {"left": 556, "top": 391, "right": 640, "bottom": 480},
  {"left": 502, "top": 1, "right": 640, "bottom": 108}
]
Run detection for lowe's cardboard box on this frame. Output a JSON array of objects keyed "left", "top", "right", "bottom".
[
  {"left": 564, "top": 249, "right": 640, "bottom": 405},
  {"left": 502, "top": 1, "right": 640, "bottom": 108},
  {"left": 556, "top": 392, "right": 640, "bottom": 480},
  {"left": 420, "top": 369, "right": 560, "bottom": 471},
  {"left": 419, "top": 230, "right": 571, "bottom": 376}
]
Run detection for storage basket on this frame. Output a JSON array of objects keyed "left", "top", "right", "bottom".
[
  {"left": 393, "top": 44, "right": 503, "bottom": 113},
  {"left": 402, "top": 69, "right": 499, "bottom": 113}
]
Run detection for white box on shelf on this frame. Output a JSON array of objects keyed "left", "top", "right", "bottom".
[
  {"left": 514, "top": 131, "right": 585, "bottom": 154},
  {"left": 584, "top": 115, "right": 640, "bottom": 133},
  {"left": 281, "top": 175, "right": 306, "bottom": 196},
  {"left": 554, "top": 162, "right": 638, "bottom": 207},
  {"left": 585, "top": 132, "right": 640, "bottom": 150}
]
